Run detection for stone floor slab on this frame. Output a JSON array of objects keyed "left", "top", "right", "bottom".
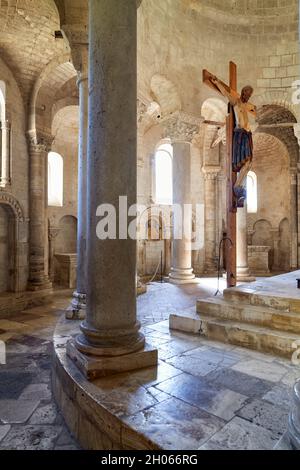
[
  {"left": 29, "top": 403, "right": 59, "bottom": 425},
  {"left": 19, "top": 383, "right": 52, "bottom": 402},
  {"left": 262, "top": 384, "right": 293, "bottom": 410},
  {"left": 156, "top": 373, "right": 247, "bottom": 421},
  {"left": 0, "top": 425, "right": 63, "bottom": 450},
  {"left": 236, "top": 398, "right": 288, "bottom": 438},
  {"left": 205, "top": 368, "right": 274, "bottom": 399},
  {"left": 0, "top": 399, "right": 40, "bottom": 424},
  {"left": 123, "top": 397, "right": 225, "bottom": 450},
  {"left": 0, "top": 425, "right": 11, "bottom": 442},
  {"left": 0, "top": 371, "right": 36, "bottom": 400},
  {"left": 232, "top": 359, "right": 289, "bottom": 383},
  {"left": 199, "top": 416, "right": 279, "bottom": 450}
]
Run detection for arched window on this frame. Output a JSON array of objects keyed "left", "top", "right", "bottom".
[
  {"left": 48, "top": 152, "right": 63, "bottom": 207},
  {"left": 155, "top": 143, "right": 173, "bottom": 205},
  {"left": 247, "top": 171, "right": 257, "bottom": 213}
]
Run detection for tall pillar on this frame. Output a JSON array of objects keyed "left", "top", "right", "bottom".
[
  {"left": 0, "top": 120, "right": 11, "bottom": 188},
  {"left": 27, "top": 138, "right": 52, "bottom": 291},
  {"left": 203, "top": 167, "right": 220, "bottom": 274},
  {"left": 163, "top": 112, "right": 200, "bottom": 284},
  {"left": 290, "top": 169, "right": 298, "bottom": 270},
  {"left": 67, "top": 45, "right": 89, "bottom": 320},
  {"left": 67, "top": 0, "right": 157, "bottom": 379},
  {"left": 271, "top": 229, "right": 280, "bottom": 272},
  {"left": 48, "top": 226, "right": 60, "bottom": 282},
  {"left": 236, "top": 204, "right": 255, "bottom": 282}
]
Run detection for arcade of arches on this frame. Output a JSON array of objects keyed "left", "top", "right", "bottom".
[{"left": 0, "top": 0, "right": 300, "bottom": 452}]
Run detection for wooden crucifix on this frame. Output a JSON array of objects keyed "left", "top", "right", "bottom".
[{"left": 203, "top": 62, "right": 256, "bottom": 288}]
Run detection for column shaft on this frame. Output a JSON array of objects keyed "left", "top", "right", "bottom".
[
  {"left": 28, "top": 143, "right": 52, "bottom": 290},
  {"left": 0, "top": 121, "right": 11, "bottom": 187},
  {"left": 203, "top": 169, "right": 219, "bottom": 273},
  {"left": 68, "top": 57, "right": 89, "bottom": 319},
  {"left": 236, "top": 205, "right": 255, "bottom": 282},
  {"left": 69, "top": 1, "right": 158, "bottom": 376},
  {"left": 169, "top": 142, "right": 195, "bottom": 284}
]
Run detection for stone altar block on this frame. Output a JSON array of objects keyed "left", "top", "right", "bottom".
[
  {"left": 248, "top": 245, "right": 271, "bottom": 276},
  {"left": 55, "top": 253, "right": 77, "bottom": 289}
]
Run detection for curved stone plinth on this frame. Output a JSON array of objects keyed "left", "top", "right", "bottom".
[
  {"left": 288, "top": 380, "right": 300, "bottom": 449},
  {"left": 52, "top": 315, "right": 162, "bottom": 450},
  {"left": 169, "top": 268, "right": 197, "bottom": 285}
]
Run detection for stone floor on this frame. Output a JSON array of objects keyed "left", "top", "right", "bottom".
[{"left": 1, "top": 279, "right": 299, "bottom": 450}]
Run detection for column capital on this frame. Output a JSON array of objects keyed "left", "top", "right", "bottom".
[
  {"left": 27, "top": 130, "right": 54, "bottom": 153},
  {"left": 162, "top": 111, "right": 203, "bottom": 144},
  {"left": 0, "top": 120, "right": 11, "bottom": 131},
  {"left": 48, "top": 227, "right": 60, "bottom": 242},
  {"left": 202, "top": 166, "right": 221, "bottom": 180}
]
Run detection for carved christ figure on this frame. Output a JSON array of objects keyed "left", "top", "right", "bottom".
[{"left": 210, "top": 76, "right": 257, "bottom": 207}]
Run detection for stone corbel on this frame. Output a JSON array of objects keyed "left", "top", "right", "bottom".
[
  {"left": 137, "top": 99, "right": 161, "bottom": 134},
  {"left": 162, "top": 111, "right": 203, "bottom": 144},
  {"left": 61, "top": 26, "right": 88, "bottom": 80}
]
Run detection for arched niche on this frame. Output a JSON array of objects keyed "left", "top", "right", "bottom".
[
  {"left": 0, "top": 192, "right": 27, "bottom": 293},
  {"left": 55, "top": 215, "right": 78, "bottom": 254}
]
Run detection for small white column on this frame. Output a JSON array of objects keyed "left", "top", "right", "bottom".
[
  {"left": 236, "top": 204, "right": 255, "bottom": 282},
  {"left": 162, "top": 112, "right": 201, "bottom": 284}
]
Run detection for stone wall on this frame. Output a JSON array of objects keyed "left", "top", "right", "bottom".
[{"left": 0, "top": 57, "right": 29, "bottom": 291}]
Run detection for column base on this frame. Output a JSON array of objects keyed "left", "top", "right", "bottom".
[
  {"left": 169, "top": 268, "right": 196, "bottom": 285},
  {"left": 66, "top": 291, "right": 86, "bottom": 320},
  {"left": 67, "top": 339, "right": 158, "bottom": 380},
  {"left": 28, "top": 277, "right": 52, "bottom": 292},
  {"left": 237, "top": 267, "right": 256, "bottom": 282},
  {"left": 137, "top": 278, "right": 147, "bottom": 296},
  {"left": 288, "top": 380, "right": 300, "bottom": 449}
]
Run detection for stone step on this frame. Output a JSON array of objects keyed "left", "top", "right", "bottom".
[
  {"left": 170, "top": 308, "right": 300, "bottom": 358},
  {"left": 223, "top": 287, "right": 300, "bottom": 313},
  {"left": 196, "top": 297, "right": 300, "bottom": 334}
]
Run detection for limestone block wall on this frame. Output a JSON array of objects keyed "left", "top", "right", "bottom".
[
  {"left": 47, "top": 105, "right": 78, "bottom": 284},
  {"left": 48, "top": 105, "right": 79, "bottom": 231},
  {"left": 137, "top": 0, "right": 299, "bottom": 276},
  {"left": 247, "top": 133, "right": 291, "bottom": 271},
  {"left": 0, "top": 57, "right": 29, "bottom": 291}
]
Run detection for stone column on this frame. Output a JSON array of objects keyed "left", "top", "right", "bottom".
[
  {"left": 27, "top": 138, "right": 52, "bottom": 291},
  {"left": 202, "top": 166, "right": 220, "bottom": 274},
  {"left": 290, "top": 169, "right": 298, "bottom": 270},
  {"left": 67, "top": 0, "right": 157, "bottom": 379},
  {"left": 48, "top": 227, "right": 60, "bottom": 282},
  {"left": 162, "top": 112, "right": 201, "bottom": 284},
  {"left": 236, "top": 204, "right": 255, "bottom": 282},
  {"left": 67, "top": 45, "right": 89, "bottom": 320},
  {"left": 0, "top": 120, "right": 11, "bottom": 188},
  {"left": 271, "top": 228, "right": 280, "bottom": 272}
]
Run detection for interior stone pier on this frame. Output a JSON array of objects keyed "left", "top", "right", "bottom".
[
  {"left": 165, "top": 112, "right": 200, "bottom": 284},
  {"left": 67, "top": 44, "right": 89, "bottom": 320},
  {"left": 203, "top": 166, "right": 220, "bottom": 274},
  {"left": 67, "top": 0, "right": 157, "bottom": 379},
  {"left": 27, "top": 138, "right": 52, "bottom": 291},
  {"left": 236, "top": 204, "right": 255, "bottom": 282}
]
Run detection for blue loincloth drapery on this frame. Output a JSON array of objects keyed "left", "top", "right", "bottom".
[{"left": 232, "top": 128, "right": 253, "bottom": 172}]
